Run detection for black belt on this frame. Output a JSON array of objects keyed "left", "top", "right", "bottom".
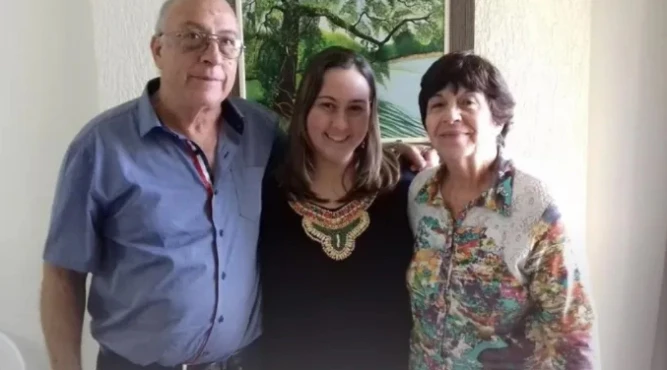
[{"left": 96, "top": 340, "right": 261, "bottom": 370}]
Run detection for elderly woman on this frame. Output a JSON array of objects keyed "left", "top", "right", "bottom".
[{"left": 407, "top": 51, "right": 597, "bottom": 369}]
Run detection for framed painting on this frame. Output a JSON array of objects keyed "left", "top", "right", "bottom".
[{"left": 231, "top": 0, "right": 474, "bottom": 143}]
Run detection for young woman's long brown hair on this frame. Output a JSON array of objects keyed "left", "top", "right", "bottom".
[{"left": 279, "top": 46, "right": 400, "bottom": 203}]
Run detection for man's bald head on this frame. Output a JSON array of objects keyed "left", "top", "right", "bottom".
[
  {"left": 155, "top": 0, "right": 236, "bottom": 34},
  {"left": 150, "top": 0, "right": 241, "bottom": 110}
]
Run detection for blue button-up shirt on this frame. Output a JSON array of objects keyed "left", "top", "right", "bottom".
[{"left": 43, "top": 79, "right": 281, "bottom": 366}]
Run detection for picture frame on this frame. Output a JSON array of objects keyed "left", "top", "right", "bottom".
[{"left": 231, "top": 0, "right": 474, "bottom": 143}]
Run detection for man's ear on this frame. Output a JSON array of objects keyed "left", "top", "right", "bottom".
[{"left": 150, "top": 36, "right": 163, "bottom": 64}]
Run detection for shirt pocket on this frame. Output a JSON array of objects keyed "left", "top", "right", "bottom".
[{"left": 232, "top": 166, "right": 265, "bottom": 222}]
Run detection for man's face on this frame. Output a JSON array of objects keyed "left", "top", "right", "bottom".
[{"left": 151, "top": 0, "right": 240, "bottom": 108}]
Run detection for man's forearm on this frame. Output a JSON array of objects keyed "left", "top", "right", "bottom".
[{"left": 40, "top": 263, "right": 87, "bottom": 370}]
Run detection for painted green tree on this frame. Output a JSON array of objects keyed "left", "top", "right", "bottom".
[{"left": 242, "top": 0, "right": 444, "bottom": 138}]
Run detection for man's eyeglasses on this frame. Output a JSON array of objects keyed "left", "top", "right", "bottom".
[{"left": 159, "top": 31, "right": 244, "bottom": 59}]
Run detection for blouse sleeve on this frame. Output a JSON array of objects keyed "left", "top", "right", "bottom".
[{"left": 524, "top": 203, "right": 597, "bottom": 369}]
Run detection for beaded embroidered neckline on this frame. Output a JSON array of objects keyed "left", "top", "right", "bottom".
[{"left": 288, "top": 194, "right": 377, "bottom": 261}]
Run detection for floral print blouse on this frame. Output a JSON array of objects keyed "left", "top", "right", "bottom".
[{"left": 407, "top": 158, "right": 596, "bottom": 370}]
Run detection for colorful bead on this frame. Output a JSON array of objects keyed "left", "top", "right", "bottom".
[{"left": 288, "top": 194, "right": 377, "bottom": 261}]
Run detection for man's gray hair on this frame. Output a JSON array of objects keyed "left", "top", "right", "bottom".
[
  {"left": 155, "top": 0, "right": 177, "bottom": 35},
  {"left": 154, "top": 0, "right": 233, "bottom": 35}
]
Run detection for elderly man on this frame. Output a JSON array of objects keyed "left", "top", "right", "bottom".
[{"left": 40, "top": 0, "right": 432, "bottom": 369}]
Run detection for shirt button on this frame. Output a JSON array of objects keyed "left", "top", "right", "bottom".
[
  {"left": 221, "top": 272, "right": 227, "bottom": 280},
  {"left": 213, "top": 190, "right": 218, "bottom": 195},
  {"left": 219, "top": 229, "right": 224, "bottom": 237},
  {"left": 203, "top": 351, "right": 210, "bottom": 356},
  {"left": 218, "top": 316, "right": 224, "bottom": 323}
]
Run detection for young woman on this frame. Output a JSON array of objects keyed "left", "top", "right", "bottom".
[
  {"left": 407, "top": 51, "right": 597, "bottom": 369},
  {"left": 258, "top": 46, "right": 415, "bottom": 369}
]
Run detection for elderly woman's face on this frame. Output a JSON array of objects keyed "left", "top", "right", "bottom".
[{"left": 424, "top": 84, "right": 501, "bottom": 162}]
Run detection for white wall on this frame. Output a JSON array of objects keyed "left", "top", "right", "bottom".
[
  {"left": 587, "top": 0, "right": 667, "bottom": 369},
  {"left": 92, "top": 0, "right": 164, "bottom": 110},
  {"left": 0, "top": 0, "right": 100, "bottom": 369}
]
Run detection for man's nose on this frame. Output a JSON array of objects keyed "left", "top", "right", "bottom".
[{"left": 201, "top": 39, "right": 224, "bottom": 65}]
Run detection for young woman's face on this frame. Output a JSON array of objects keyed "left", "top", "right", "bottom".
[
  {"left": 306, "top": 67, "right": 371, "bottom": 167},
  {"left": 424, "top": 84, "right": 500, "bottom": 162}
]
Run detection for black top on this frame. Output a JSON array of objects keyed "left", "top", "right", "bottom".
[{"left": 258, "top": 172, "right": 415, "bottom": 370}]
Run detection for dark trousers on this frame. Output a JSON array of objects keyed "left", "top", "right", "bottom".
[{"left": 96, "top": 340, "right": 263, "bottom": 370}]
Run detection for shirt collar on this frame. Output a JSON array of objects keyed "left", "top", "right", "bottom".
[
  {"left": 415, "top": 150, "right": 515, "bottom": 217},
  {"left": 136, "top": 78, "right": 246, "bottom": 138},
  {"left": 480, "top": 156, "right": 514, "bottom": 217}
]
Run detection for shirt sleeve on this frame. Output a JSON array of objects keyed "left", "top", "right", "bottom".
[
  {"left": 524, "top": 203, "right": 597, "bottom": 369},
  {"left": 43, "top": 138, "right": 103, "bottom": 273}
]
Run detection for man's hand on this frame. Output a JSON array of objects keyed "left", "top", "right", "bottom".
[{"left": 391, "top": 142, "right": 440, "bottom": 171}]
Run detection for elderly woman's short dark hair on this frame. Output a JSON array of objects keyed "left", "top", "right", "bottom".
[{"left": 418, "top": 51, "right": 516, "bottom": 146}]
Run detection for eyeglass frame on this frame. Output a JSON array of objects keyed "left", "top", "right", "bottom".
[{"left": 157, "top": 30, "right": 245, "bottom": 60}]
